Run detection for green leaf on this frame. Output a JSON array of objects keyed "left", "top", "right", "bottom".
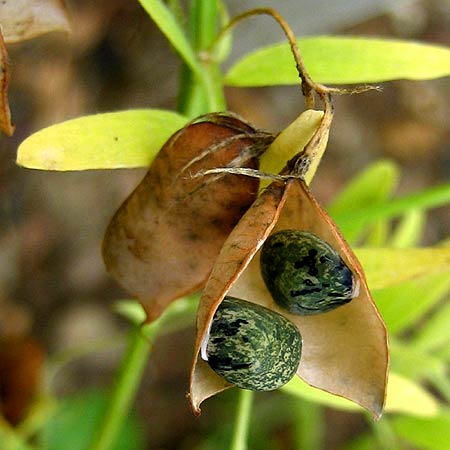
[
  {"left": 41, "top": 390, "right": 145, "bottom": 450},
  {"left": 176, "top": 0, "right": 225, "bottom": 115},
  {"left": 225, "top": 36, "right": 450, "bottom": 86},
  {"left": 354, "top": 247, "right": 450, "bottom": 290},
  {"left": 339, "top": 434, "right": 376, "bottom": 450},
  {"left": 114, "top": 295, "right": 198, "bottom": 336},
  {"left": 390, "top": 340, "right": 448, "bottom": 382},
  {"left": 328, "top": 160, "right": 400, "bottom": 243},
  {"left": 334, "top": 182, "right": 450, "bottom": 235},
  {"left": 283, "top": 373, "right": 439, "bottom": 417},
  {"left": 372, "top": 271, "right": 450, "bottom": 334},
  {"left": 411, "top": 295, "right": 450, "bottom": 353},
  {"left": 388, "top": 209, "right": 426, "bottom": 248},
  {"left": 138, "top": 0, "right": 203, "bottom": 80},
  {"left": 17, "top": 110, "right": 188, "bottom": 170},
  {"left": 392, "top": 412, "right": 450, "bottom": 450},
  {"left": 259, "top": 109, "right": 324, "bottom": 183},
  {"left": 436, "top": 340, "right": 450, "bottom": 362},
  {"left": 0, "top": 422, "right": 34, "bottom": 450},
  {"left": 364, "top": 221, "right": 390, "bottom": 247}
]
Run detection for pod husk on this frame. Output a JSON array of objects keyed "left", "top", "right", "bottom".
[
  {"left": 103, "top": 114, "right": 273, "bottom": 321},
  {"left": 190, "top": 179, "right": 389, "bottom": 419}
]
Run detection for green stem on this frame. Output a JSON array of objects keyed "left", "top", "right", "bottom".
[
  {"left": 88, "top": 325, "right": 156, "bottom": 450},
  {"left": 370, "top": 415, "right": 404, "bottom": 450},
  {"left": 88, "top": 296, "right": 198, "bottom": 450},
  {"left": 177, "top": 0, "right": 225, "bottom": 116},
  {"left": 230, "top": 390, "right": 254, "bottom": 450},
  {"left": 292, "top": 400, "right": 324, "bottom": 450}
]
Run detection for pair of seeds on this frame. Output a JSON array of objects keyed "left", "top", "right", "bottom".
[{"left": 204, "top": 229, "right": 358, "bottom": 391}]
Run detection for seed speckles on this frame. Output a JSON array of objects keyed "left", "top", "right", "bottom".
[{"left": 261, "top": 230, "right": 356, "bottom": 315}]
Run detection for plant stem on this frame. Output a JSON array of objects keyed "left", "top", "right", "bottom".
[
  {"left": 178, "top": 0, "right": 225, "bottom": 116},
  {"left": 292, "top": 400, "right": 324, "bottom": 450},
  {"left": 230, "top": 390, "right": 254, "bottom": 450},
  {"left": 88, "top": 296, "right": 198, "bottom": 450},
  {"left": 88, "top": 324, "right": 156, "bottom": 450},
  {"left": 370, "top": 415, "right": 404, "bottom": 450}
]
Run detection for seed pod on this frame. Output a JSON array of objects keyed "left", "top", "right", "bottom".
[
  {"left": 260, "top": 230, "right": 358, "bottom": 315},
  {"left": 102, "top": 113, "right": 274, "bottom": 320},
  {"left": 202, "top": 296, "right": 302, "bottom": 391}
]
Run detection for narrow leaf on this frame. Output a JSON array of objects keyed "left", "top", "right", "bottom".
[
  {"left": 334, "top": 182, "right": 450, "bottom": 233},
  {"left": 0, "top": 0, "right": 70, "bottom": 43},
  {"left": 138, "top": 0, "right": 204, "bottom": 80},
  {"left": 283, "top": 372, "right": 439, "bottom": 417},
  {"left": 354, "top": 247, "right": 450, "bottom": 290},
  {"left": 365, "top": 371, "right": 440, "bottom": 417},
  {"left": 388, "top": 209, "right": 425, "bottom": 248},
  {"left": 372, "top": 271, "right": 450, "bottom": 335},
  {"left": 410, "top": 294, "right": 450, "bottom": 353},
  {"left": 17, "top": 110, "right": 188, "bottom": 170},
  {"left": 390, "top": 340, "right": 447, "bottom": 382},
  {"left": 328, "top": 160, "right": 399, "bottom": 242},
  {"left": 392, "top": 413, "right": 450, "bottom": 450},
  {"left": 225, "top": 37, "right": 450, "bottom": 86}
]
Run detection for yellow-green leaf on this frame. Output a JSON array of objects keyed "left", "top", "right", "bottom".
[
  {"left": 138, "top": 0, "right": 206, "bottom": 87},
  {"left": 354, "top": 247, "right": 450, "bottom": 290},
  {"left": 259, "top": 109, "right": 323, "bottom": 180},
  {"left": 393, "top": 412, "right": 450, "bottom": 450},
  {"left": 259, "top": 109, "right": 328, "bottom": 187},
  {"left": 373, "top": 271, "right": 450, "bottom": 334},
  {"left": 283, "top": 373, "right": 439, "bottom": 417},
  {"left": 328, "top": 160, "right": 399, "bottom": 243},
  {"left": 225, "top": 37, "right": 450, "bottom": 86},
  {"left": 17, "top": 110, "right": 188, "bottom": 171}
]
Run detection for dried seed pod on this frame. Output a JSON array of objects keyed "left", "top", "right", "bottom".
[
  {"left": 260, "top": 230, "right": 359, "bottom": 315},
  {"left": 102, "top": 113, "right": 274, "bottom": 320},
  {"left": 202, "top": 296, "right": 302, "bottom": 391}
]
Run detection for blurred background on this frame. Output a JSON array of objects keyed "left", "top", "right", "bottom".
[{"left": 0, "top": 0, "right": 449, "bottom": 448}]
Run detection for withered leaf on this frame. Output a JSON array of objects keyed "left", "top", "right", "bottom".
[
  {"left": 103, "top": 113, "right": 273, "bottom": 321},
  {"left": 0, "top": 336, "right": 44, "bottom": 425},
  {"left": 0, "top": 29, "right": 14, "bottom": 136},
  {"left": 190, "top": 179, "right": 389, "bottom": 419},
  {"left": 0, "top": 0, "right": 70, "bottom": 43}
]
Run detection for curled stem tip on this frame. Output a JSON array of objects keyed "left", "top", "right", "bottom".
[{"left": 215, "top": 8, "right": 380, "bottom": 109}]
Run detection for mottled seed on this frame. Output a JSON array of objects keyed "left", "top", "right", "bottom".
[
  {"left": 260, "top": 230, "right": 357, "bottom": 315},
  {"left": 203, "top": 296, "right": 302, "bottom": 391}
]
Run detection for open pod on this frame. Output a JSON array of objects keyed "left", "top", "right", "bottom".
[{"left": 190, "top": 179, "right": 389, "bottom": 419}]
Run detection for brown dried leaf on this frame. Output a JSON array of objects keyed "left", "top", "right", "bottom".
[
  {"left": 103, "top": 114, "right": 273, "bottom": 321},
  {"left": 0, "top": 0, "right": 70, "bottom": 43},
  {"left": 190, "top": 180, "right": 388, "bottom": 419},
  {"left": 0, "top": 336, "right": 44, "bottom": 425},
  {"left": 0, "top": 30, "right": 14, "bottom": 136}
]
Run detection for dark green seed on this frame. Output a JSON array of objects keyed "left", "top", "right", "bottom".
[
  {"left": 203, "top": 296, "right": 302, "bottom": 391},
  {"left": 260, "top": 230, "right": 357, "bottom": 315}
]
